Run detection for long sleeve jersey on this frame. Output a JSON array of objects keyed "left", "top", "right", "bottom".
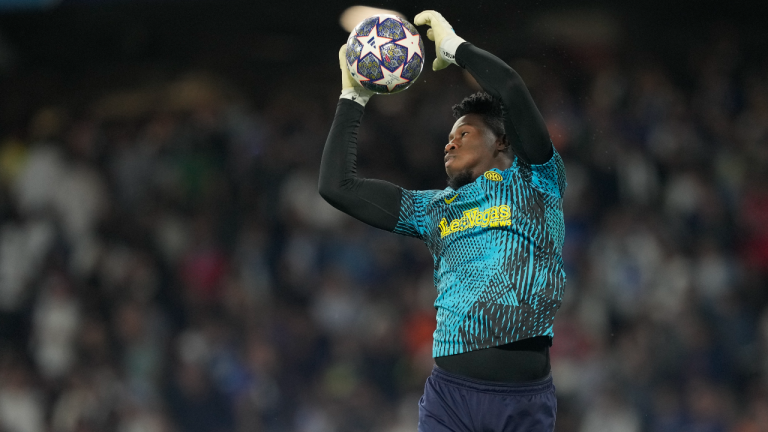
[{"left": 319, "top": 42, "right": 566, "bottom": 358}]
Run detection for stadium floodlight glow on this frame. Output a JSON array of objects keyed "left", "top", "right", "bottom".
[{"left": 339, "top": 5, "right": 406, "bottom": 32}]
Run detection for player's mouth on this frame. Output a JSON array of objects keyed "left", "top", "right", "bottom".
[{"left": 444, "top": 154, "right": 455, "bottom": 166}]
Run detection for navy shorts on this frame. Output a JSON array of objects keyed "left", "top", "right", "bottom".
[{"left": 418, "top": 366, "right": 557, "bottom": 432}]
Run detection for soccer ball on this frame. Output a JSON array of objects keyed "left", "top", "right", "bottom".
[{"left": 345, "top": 14, "right": 425, "bottom": 94}]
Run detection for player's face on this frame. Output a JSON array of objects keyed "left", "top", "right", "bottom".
[{"left": 444, "top": 114, "right": 500, "bottom": 180}]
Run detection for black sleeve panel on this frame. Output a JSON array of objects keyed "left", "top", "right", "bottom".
[
  {"left": 319, "top": 99, "right": 403, "bottom": 232},
  {"left": 455, "top": 43, "right": 553, "bottom": 165}
]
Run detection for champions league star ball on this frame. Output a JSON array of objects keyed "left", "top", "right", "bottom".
[{"left": 345, "top": 14, "right": 425, "bottom": 94}]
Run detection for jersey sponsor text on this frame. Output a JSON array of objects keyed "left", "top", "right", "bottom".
[{"left": 438, "top": 205, "right": 511, "bottom": 238}]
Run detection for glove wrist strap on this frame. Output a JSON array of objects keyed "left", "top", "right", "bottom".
[
  {"left": 439, "top": 34, "right": 466, "bottom": 66},
  {"left": 340, "top": 88, "right": 373, "bottom": 106}
]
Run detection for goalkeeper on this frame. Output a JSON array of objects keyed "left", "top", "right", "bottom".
[{"left": 320, "top": 10, "right": 565, "bottom": 431}]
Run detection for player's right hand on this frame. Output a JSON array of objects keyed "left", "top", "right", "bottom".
[
  {"left": 339, "top": 44, "right": 358, "bottom": 91},
  {"left": 413, "top": 10, "right": 466, "bottom": 71},
  {"left": 338, "top": 44, "right": 375, "bottom": 105}
]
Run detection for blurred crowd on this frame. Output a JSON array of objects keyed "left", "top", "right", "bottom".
[{"left": 0, "top": 23, "right": 767, "bottom": 432}]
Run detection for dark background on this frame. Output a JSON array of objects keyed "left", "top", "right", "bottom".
[
  {"left": 0, "top": 1, "right": 767, "bottom": 431},
  {"left": 2, "top": 0, "right": 766, "bottom": 132}
]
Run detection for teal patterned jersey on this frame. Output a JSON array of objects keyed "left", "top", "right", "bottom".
[{"left": 394, "top": 148, "right": 567, "bottom": 357}]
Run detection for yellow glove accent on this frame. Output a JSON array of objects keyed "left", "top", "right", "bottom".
[{"left": 413, "top": 10, "right": 466, "bottom": 71}]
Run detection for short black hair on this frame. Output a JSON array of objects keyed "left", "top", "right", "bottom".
[{"left": 452, "top": 92, "right": 506, "bottom": 142}]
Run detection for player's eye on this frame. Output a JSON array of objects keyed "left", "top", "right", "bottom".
[{"left": 462, "top": 132, "right": 469, "bottom": 137}]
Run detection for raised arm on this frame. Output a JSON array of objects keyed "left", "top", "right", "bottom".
[
  {"left": 414, "top": 11, "right": 553, "bottom": 165},
  {"left": 456, "top": 44, "right": 552, "bottom": 164},
  {"left": 318, "top": 46, "right": 402, "bottom": 231}
]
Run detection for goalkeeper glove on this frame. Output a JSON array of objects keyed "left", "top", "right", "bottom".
[
  {"left": 338, "top": 44, "right": 375, "bottom": 106},
  {"left": 413, "top": 10, "right": 466, "bottom": 71}
]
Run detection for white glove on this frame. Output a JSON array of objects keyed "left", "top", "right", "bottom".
[
  {"left": 413, "top": 10, "right": 466, "bottom": 71},
  {"left": 338, "top": 44, "right": 374, "bottom": 106}
]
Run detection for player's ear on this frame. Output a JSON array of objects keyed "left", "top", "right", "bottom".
[{"left": 495, "top": 134, "right": 509, "bottom": 152}]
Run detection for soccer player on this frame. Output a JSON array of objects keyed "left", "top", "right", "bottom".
[{"left": 320, "top": 10, "right": 565, "bottom": 431}]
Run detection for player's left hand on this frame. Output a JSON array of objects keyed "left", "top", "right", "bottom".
[{"left": 414, "top": 10, "right": 466, "bottom": 71}]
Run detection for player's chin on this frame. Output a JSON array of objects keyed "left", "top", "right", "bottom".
[
  {"left": 446, "top": 169, "right": 474, "bottom": 190},
  {"left": 444, "top": 158, "right": 459, "bottom": 176},
  {"left": 445, "top": 164, "right": 453, "bottom": 177}
]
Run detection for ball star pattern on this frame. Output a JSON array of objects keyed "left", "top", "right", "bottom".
[{"left": 346, "top": 14, "right": 425, "bottom": 94}]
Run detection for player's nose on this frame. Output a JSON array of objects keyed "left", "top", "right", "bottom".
[{"left": 444, "top": 141, "right": 457, "bottom": 154}]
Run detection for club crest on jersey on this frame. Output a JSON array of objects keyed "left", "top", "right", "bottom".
[
  {"left": 438, "top": 205, "right": 511, "bottom": 238},
  {"left": 484, "top": 171, "right": 503, "bottom": 181}
]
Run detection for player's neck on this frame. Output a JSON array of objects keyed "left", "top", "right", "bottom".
[
  {"left": 476, "top": 155, "right": 513, "bottom": 176},
  {"left": 491, "top": 158, "right": 513, "bottom": 172}
]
